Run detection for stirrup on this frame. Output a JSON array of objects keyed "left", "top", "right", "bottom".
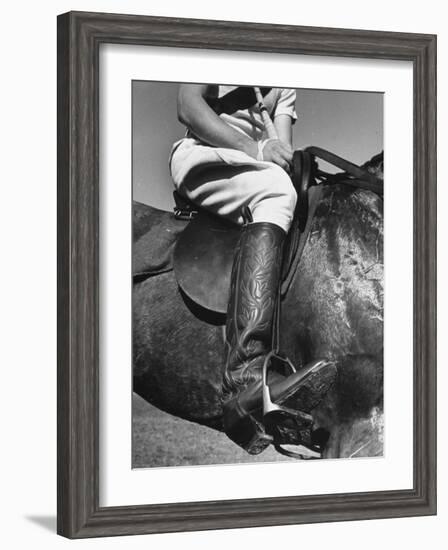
[
  {"left": 261, "top": 351, "right": 322, "bottom": 459},
  {"left": 262, "top": 350, "right": 296, "bottom": 417}
]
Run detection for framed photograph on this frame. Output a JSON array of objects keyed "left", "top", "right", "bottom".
[{"left": 57, "top": 11, "right": 437, "bottom": 538}]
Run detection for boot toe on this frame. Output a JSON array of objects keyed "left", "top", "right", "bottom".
[{"left": 282, "top": 359, "right": 337, "bottom": 412}]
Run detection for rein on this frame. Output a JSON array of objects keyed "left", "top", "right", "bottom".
[{"left": 306, "top": 146, "right": 383, "bottom": 195}]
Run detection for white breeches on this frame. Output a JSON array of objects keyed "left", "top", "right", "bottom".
[{"left": 177, "top": 162, "right": 297, "bottom": 233}]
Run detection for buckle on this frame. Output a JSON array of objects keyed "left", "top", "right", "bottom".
[{"left": 174, "top": 208, "right": 197, "bottom": 221}]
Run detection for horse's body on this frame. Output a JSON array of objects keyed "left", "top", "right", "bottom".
[{"left": 133, "top": 173, "right": 384, "bottom": 458}]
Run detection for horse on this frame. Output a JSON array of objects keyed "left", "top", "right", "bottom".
[{"left": 132, "top": 153, "right": 384, "bottom": 459}]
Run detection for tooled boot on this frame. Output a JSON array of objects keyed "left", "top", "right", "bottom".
[{"left": 222, "top": 221, "right": 336, "bottom": 455}]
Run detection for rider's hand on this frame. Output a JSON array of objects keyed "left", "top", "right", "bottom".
[{"left": 261, "top": 139, "right": 293, "bottom": 173}]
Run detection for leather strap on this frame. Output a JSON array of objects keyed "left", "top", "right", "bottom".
[
  {"left": 281, "top": 185, "right": 324, "bottom": 298},
  {"left": 306, "top": 146, "right": 383, "bottom": 195}
]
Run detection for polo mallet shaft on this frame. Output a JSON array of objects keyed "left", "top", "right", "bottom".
[{"left": 254, "top": 87, "right": 278, "bottom": 140}]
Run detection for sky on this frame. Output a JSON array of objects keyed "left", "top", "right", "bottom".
[{"left": 132, "top": 81, "right": 383, "bottom": 210}]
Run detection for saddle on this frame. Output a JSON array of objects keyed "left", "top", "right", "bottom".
[{"left": 173, "top": 147, "right": 383, "bottom": 314}]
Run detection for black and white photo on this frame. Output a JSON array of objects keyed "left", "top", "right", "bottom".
[{"left": 132, "top": 81, "right": 384, "bottom": 467}]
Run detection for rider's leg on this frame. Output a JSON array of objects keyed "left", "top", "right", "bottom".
[
  {"left": 222, "top": 221, "right": 336, "bottom": 454},
  {"left": 177, "top": 162, "right": 296, "bottom": 232},
  {"left": 179, "top": 163, "right": 336, "bottom": 454}
]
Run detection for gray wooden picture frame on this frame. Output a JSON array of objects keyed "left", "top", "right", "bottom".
[{"left": 57, "top": 10, "right": 437, "bottom": 539}]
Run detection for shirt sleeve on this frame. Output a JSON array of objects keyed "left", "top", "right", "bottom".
[{"left": 273, "top": 88, "right": 298, "bottom": 124}]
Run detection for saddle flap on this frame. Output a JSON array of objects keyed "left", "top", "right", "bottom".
[{"left": 173, "top": 211, "right": 240, "bottom": 314}]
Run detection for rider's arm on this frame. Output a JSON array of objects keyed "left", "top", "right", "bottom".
[
  {"left": 177, "top": 84, "right": 293, "bottom": 172},
  {"left": 274, "top": 114, "right": 293, "bottom": 149},
  {"left": 177, "top": 84, "right": 258, "bottom": 159},
  {"left": 272, "top": 88, "right": 297, "bottom": 150}
]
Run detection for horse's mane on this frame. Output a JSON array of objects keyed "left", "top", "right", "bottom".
[{"left": 360, "top": 151, "right": 383, "bottom": 180}]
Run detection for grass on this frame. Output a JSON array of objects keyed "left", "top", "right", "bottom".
[{"left": 132, "top": 393, "right": 298, "bottom": 468}]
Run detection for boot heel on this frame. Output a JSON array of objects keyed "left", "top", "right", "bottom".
[
  {"left": 245, "top": 426, "right": 273, "bottom": 455},
  {"left": 223, "top": 398, "right": 273, "bottom": 455}
]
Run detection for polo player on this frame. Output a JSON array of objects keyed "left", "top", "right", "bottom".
[{"left": 169, "top": 84, "right": 336, "bottom": 454}]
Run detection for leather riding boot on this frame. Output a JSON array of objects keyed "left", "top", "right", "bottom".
[{"left": 222, "top": 221, "right": 336, "bottom": 455}]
